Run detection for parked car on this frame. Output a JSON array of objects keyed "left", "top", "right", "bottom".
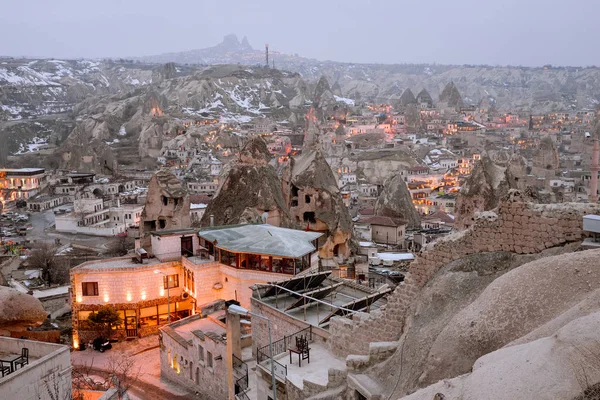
[{"left": 92, "top": 337, "right": 112, "bottom": 352}]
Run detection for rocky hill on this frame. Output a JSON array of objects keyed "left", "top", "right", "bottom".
[{"left": 136, "top": 34, "right": 600, "bottom": 112}]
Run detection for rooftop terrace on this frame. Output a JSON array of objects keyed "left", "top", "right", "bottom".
[{"left": 254, "top": 272, "right": 390, "bottom": 329}]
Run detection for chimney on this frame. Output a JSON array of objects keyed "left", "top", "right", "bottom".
[
  {"left": 210, "top": 214, "right": 215, "bottom": 227},
  {"left": 591, "top": 138, "right": 599, "bottom": 203}
]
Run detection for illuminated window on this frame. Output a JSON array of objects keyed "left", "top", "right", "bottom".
[
  {"left": 163, "top": 274, "right": 179, "bottom": 289},
  {"left": 82, "top": 282, "right": 99, "bottom": 296}
]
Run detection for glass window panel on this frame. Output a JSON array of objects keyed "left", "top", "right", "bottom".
[
  {"left": 158, "top": 303, "right": 171, "bottom": 314},
  {"left": 140, "top": 306, "right": 157, "bottom": 318}
]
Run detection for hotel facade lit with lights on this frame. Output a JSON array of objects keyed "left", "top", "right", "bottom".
[
  {"left": 0, "top": 168, "right": 46, "bottom": 204},
  {"left": 70, "top": 224, "right": 321, "bottom": 347}
]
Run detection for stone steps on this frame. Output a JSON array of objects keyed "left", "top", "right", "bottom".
[
  {"left": 346, "top": 341, "right": 399, "bottom": 372},
  {"left": 347, "top": 373, "right": 383, "bottom": 400},
  {"left": 305, "top": 384, "right": 346, "bottom": 400}
]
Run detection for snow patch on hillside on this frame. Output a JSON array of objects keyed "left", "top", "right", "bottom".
[{"left": 334, "top": 95, "right": 355, "bottom": 106}]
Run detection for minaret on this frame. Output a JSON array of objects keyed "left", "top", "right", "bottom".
[{"left": 590, "top": 138, "right": 599, "bottom": 203}]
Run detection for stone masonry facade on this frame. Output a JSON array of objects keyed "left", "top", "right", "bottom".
[{"left": 329, "top": 190, "right": 600, "bottom": 357}]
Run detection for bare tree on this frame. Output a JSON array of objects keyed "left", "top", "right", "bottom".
[
  {"left": 72, "top": 354, "right": 141, "bottom": 400},
  {"left": 36, "top": 371, "right": 72, "bottom": 400},
  {"left": 29, "top": 242, "right": 69, "bottom": 285},
  {"left": 105, "top": 236, "right": 134, "bottom": 257}
]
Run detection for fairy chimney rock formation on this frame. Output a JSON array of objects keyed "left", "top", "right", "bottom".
[
  {"left": 140, "top": 170, "right": 191, "bottom": 246},
  {"left": 201, "top": 136, "right": 292, "bottom": 227},
  {"left": 282, "top": 149, "right": 352, "bottom": 259},
  {"left": 374, "top": 174, "right": 421, "bottom": 228},
  {"left": 454, "top": 155, "right": 517, "bottom": 229},
  {"left": 416, "top": 89, "right": 434, "bottom": 108},
  {"left": 439, "top": 81, "right": 463, "bottom": 109},
  {"left": 398, "top": 88, "right": 417, "bottom": 107}
]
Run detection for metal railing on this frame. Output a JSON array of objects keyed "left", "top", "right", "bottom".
[
  {"left": 233, "top": 354, "right": 248, "bottom": 393},
  {"left": 256, "top": 326, "right": 312, "bottom": 379},
  {"left": 236, "top": 391, "right": 250, "bottom": 400}
]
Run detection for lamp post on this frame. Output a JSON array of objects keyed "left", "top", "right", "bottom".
[
  {"left": 154, "top": 270, "right": 171, "bottom": 324},
  {"left": 228, "top": 304, "right": 276, "bottom": 400}
]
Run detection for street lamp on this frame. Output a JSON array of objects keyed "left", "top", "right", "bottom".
[
  {"left": 228, "top": 305, "right": 277, "bottom": 400},
  {"left": 154, "top": 270, "right": 171, "bottom": 324}
]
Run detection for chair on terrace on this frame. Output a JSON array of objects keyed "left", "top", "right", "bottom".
[
  {"left": 0, "top": 360, "right": 11, "bottom": 377},
  {"left": 288, "top": 335, "right": 310, "bottom": 367},
  {"left": 13, "top": 348, "right": 28, "bottom": 370}
]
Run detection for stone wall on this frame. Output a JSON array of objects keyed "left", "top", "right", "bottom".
[
  {"left": 0, "top": 337, "right": 71, "bottom": 400},
  {"left": 329, "top": 191, "right": 600, "bottom": 357},
  {"left": 250, "top": 297, "right": 329, "bottom": 359},
  {"left": 159, "top": 318, "right": 227, "bottom": 400}
]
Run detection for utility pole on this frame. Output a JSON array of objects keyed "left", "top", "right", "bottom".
[
  {"left": 265, "top": 44, "right": 269, "bottom": 68},
  {"left": 591, "top": 138, "right": 599, "bottom": 203}
]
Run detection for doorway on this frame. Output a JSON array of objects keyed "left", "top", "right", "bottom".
[
  {"left": 125, "top": 310, "right": 137, "bottom": 337},
  {"left": 181, "top": 236, "right": 193, "bottom": 256}
]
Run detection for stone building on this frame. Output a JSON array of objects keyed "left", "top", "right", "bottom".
[
  {"left": 55, "top": 198, "right": 143, "bottom": 237},
  {"left": 140, "top": 170, "right": 191, "bottom": 248},
  {"left": 70, "top": 224, "right": 321, "bottom": 346},
  {"left": 0, "top": 168, "right": 46, "bottom": 203},
  {"left": 159, "top": 302, "right": 250, "bottom": 400}
]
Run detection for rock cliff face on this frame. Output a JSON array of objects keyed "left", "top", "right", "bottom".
[
  {"left": 401, "top": 310, "right": 600, "bottom": 400},
  {"left": 282, "top": 149, "right": 353, "bottom": 258},
  {"left": 201, "top": 137, "right": 292, "bottom": 227},
  {"left": 59, "top": 127, "right": 117, "bottom": 174},
  {"left": 374, "top": 174, "right": 421, "bottom": 228},
  {"left": 395, "top": 249, "right": 600, "bottom": 400}
]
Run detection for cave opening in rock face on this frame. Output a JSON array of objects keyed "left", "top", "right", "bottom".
[{"left": 303, "top": 212, "right": 316, "bottom": 223}]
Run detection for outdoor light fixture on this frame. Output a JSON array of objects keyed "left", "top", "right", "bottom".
[{"left": 228, "top": 305, "right": 277, "bottom": 400}]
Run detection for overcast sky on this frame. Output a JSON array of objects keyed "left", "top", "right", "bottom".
[{"left": 1, "top": 0, "right": 598, "bottom": 67}]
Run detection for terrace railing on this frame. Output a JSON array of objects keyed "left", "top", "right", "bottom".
[
  {"left": 233, "top": 354, "right": 249, "bottom": 395},
  {"left": 256, "top": 326, "right": 312, "bottom": 380}
]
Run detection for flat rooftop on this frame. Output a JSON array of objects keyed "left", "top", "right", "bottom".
[
  {"left": 0, "top": 337, "right": 69, "bottom": 385},
  {"left": 198, "top": 224, "right": 323, "bottom": 258},
  {"left": 171, "top": 313, "right": 226, "bottom": 343},
  {"left": 0, "top": 168, "right": 45, "bottom": 176},
  {"left": 72, "top": 256, "right": 172, "bottom": 272}
]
